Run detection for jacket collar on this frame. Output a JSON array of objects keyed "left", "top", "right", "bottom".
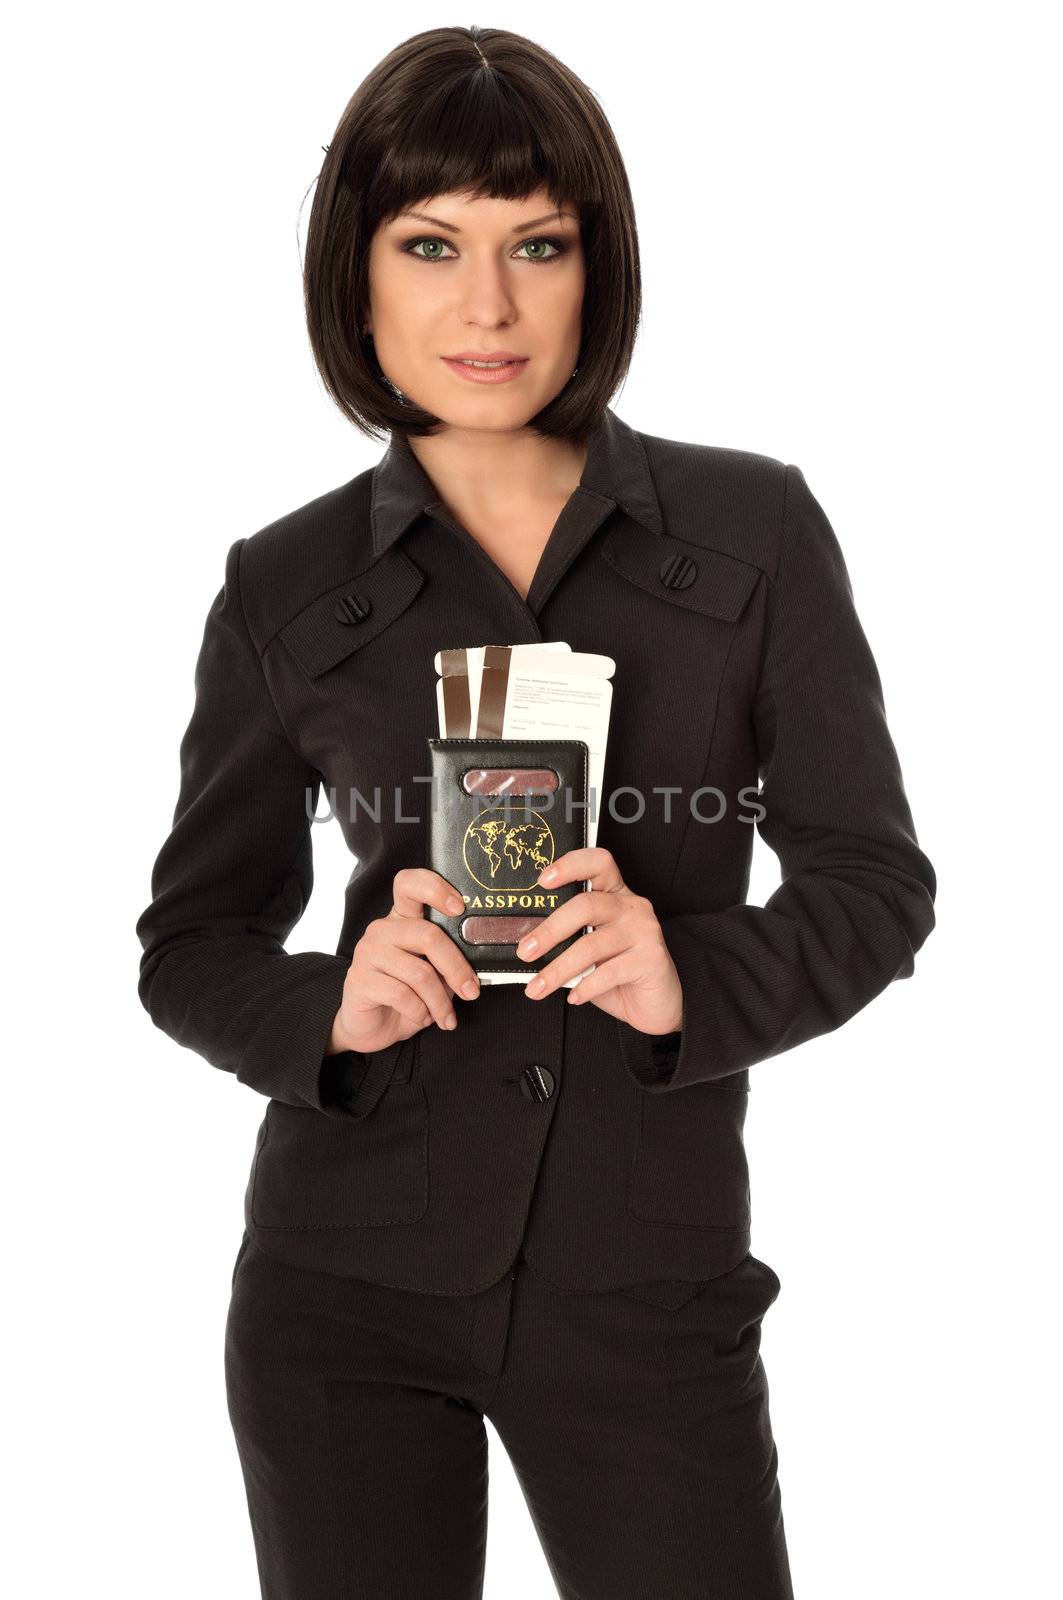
[{"left": 370, "top": 403, "right": 664, "bottom": 561}]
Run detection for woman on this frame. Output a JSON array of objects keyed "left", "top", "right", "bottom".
[{"left": 135, "top": 25, "right": 936, "bottom": 1599}]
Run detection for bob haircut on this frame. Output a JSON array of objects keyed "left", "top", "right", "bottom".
[{"left": 303, "top": 25, "right": 642, "bottom": 445}]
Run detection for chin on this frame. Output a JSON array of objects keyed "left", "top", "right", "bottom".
[{"left": 424, "top": 392, "right": 545, "bottom": 432}]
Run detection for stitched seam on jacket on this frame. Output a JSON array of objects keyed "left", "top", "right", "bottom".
[{"left": 660, "top": 613, "right": 746, "bottom": 917}]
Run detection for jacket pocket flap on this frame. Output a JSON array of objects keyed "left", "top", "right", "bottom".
[
  {"left": 602, "top": 526, "right": 761, "bottom": 623},
  {"left": 618, "top": 1279, "right": 709, "bottom": 1309},
  {"left": 280, "top": 550, "right": 424, "bottom": 679}
]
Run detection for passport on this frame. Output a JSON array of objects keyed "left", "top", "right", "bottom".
[{"left": 425, "top": 736, "right": 591, "bottom": 978}]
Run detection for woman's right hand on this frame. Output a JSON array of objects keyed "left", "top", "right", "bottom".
[{"left": 326, "top": 868, "right": 481, "bottom": 1056}]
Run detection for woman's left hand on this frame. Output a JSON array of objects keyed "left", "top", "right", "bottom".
[{"left": 516, "top": 846, "right": 683, "bottom": 1036}]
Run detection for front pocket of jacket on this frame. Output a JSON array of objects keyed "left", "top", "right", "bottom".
[
  {"left": 627, "top": 1077, "right": 751, "bottom": 1230},
  {"left": 250, "top": 1081, "right": 429, "bottom": 1230}
]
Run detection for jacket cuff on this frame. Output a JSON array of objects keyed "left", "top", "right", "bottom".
[
  {"left": 228, "top": 951, "right": 348, "bottom": 1112},
  {"left": 616, "top": 1019, "right": 682, "bottom": 1090},
  {"left": 614, "top": 918, "right": 689, "bottom": 1089},
  {"left": 303, "top": 961, "right": 408, "bottom": 1122},
  {"left": 615, "top": 922, "right": 712, "bottom": 1093},
  {"left": 237, "top": 952, "right": 401, "bottom": 1117},
  {"left": 319, "top": 1043, "right": 408, "bottom": 1121}
]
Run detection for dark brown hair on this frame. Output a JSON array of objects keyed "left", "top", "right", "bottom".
[{"left": 303, "top": 25, "right": 642, "bottom": 444}]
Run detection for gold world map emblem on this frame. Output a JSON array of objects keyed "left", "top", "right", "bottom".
[{"left": 462, "top": 807, "right": 556, "bottom": 892}]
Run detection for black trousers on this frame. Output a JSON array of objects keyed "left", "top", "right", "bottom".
[{"left": 225, "top": 1234, "right": 794, "bottom": 1599}]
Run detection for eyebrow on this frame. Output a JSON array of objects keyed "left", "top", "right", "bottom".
[{"left": 395, "top": 209, "right": 578, "bottom": 235}]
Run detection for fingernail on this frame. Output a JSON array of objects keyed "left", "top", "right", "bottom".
[
  {"left": 444, "top": 1012, "right": 457, "bottom": 1029},
  {"left": 526, "top": 977, "right": 545, "bottom": 996},
  {"left": 447, "top": 896, "right": 464, "bottom": 913},
  {"left": 539, "top": 868, "right": 557, "bottom": 883},
  {"left": 518, "top": 937, "right": 538, "bottom": 956},
  {"left": 461, "top": 979, "right": 479, "bottom": 999}
]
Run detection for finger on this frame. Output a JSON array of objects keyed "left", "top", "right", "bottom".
[
  {"left": 390, "top": 866, "right": 467, "bottom": 920},
  {"left": 368, "top": 916, "right": 481, "bottom": 1005},
  {"left": 343, "top": 965, "right": 434, "bottom": 1032},
  {"left": 524, "top": 925, "right": 631, "bottom": 1000},
  {"left": 361, "top": 944, "right": 460, "bottom": 1030},
  {"left": 536, "top": 847, "right": 624, "bottom": 892},
  {"left": 515, "top": 888, "right": 625, "bottom": 963},
  {"left": 562, "top": 949, "right": 646, "bottom": 1006}
]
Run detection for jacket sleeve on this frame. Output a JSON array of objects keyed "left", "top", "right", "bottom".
[
  {"left": 135, "top": 536, "right": 403, "bottom": 1118},
  {"left": 617, "top": 463, "right": 937, "bottom": 1093}
]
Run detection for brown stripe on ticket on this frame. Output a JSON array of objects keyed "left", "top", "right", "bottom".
[
  {"left": 461, "top": 766, "right": 559, "bottom": 796},
  {"left": 440, "top": 648, "right": 472, "bottom": 736},
  {"left": 461, "top": 915, "right": 545, "bottom": 946},
  {"left": 475, "top": 644, "right": 510, "bottom": 736}
]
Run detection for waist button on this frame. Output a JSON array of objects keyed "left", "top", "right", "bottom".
[{"left": 519, "top": 1064, "right": 555, "bottom": 1102}]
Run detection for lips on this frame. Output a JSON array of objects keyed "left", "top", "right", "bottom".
[
  {"left": 440, "top": 356, "right": 530, "bottom": 385},
  {"left": 445, "top": 352, "right": 526, "bottom": 363}
]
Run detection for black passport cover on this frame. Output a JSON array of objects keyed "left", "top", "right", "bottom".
[{"left": 425, "top": 737, "right": 590, "bottom": 977}]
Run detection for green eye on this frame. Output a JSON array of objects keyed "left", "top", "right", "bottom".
[
  {"left": 402, "top": 236, "right": 567, "bottom": 264},
  {"left": 407, "top": 238, "right": 452, "bottom": 261},
  {"left": 518, "top": 238, "right": 562, "bottom": 261}
]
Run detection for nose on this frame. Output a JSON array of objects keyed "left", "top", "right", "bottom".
[{"left": 457, "top": 254, "right": 519, "bottom": 327}]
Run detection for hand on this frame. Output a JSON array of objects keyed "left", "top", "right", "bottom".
[
  {"left": 327, "top": 868, "right": 480, "bottom": 1055},
  {"left": 516, "top": 846, "right": 684, "bottom": 1036}
]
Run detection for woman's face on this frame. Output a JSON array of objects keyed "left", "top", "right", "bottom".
[{"left": 365, "top": 186, "right": 585, "bottom": 432}]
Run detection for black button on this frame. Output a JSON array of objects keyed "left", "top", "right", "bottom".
[
  {"left": 659, "top": 552, "right": 698, "bottom": 591},
  {"left": 334, "top": 593, "right": 372, "bottom": 624},
  {"left": 520, "top": 1064, "right": 555, "bottom": 1102}
]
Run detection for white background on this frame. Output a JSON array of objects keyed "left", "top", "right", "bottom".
[{"left": 5, "top": 3, "right": 1059, "bottom": 1594}]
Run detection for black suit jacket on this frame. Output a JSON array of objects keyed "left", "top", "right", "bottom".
[{"left": 135, "top": 405, "right": 936, "bottom": 1294}]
